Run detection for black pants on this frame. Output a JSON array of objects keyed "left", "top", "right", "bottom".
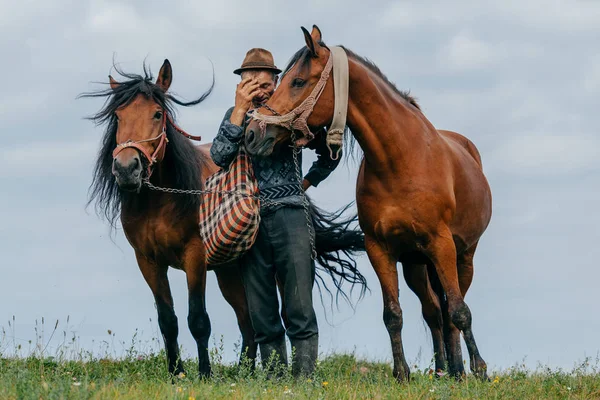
[{"left": 241, "top": 207, "right": 318, "bottom": 344}]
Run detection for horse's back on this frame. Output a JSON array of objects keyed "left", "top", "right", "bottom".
[{"left": 438, "top": 130, "right": 483, "bottom": 168}]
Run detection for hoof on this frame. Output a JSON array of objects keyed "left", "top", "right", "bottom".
[
  {"left": 169, "top": 370, "right": 186, "bottom": 385},
  {"left": 393, "top": 364, "right": 410, "bottom": 383},
  {"left": 473, "top": 368, "right": 489, "bottom": 382},
  {"left": 198, "top": 371, "right": 211, "bottom": 381},
  {"left": 448, "top": 363, "right": 465, "bottom": 381}
]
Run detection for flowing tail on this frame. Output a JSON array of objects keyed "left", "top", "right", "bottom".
[{"left": 308, "top": 197, "right": 369, "bottom": 308}]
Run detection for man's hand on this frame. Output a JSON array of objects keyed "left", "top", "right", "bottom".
[
  {"left": 302, "top": 179, "right": 311, "bottom": 191},
  {"left": 230, "top": 78, "right": 261, "bottom": 126}
]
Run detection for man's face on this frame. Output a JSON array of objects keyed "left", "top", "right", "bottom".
[{"left": 241, "top": 70, "right": 278, "bottom": 107}]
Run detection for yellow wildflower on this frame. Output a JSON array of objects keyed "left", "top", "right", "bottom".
[
  {"left": 188, "top": 397, "right": 196, "bottom": 400},
  {"left": 492, "top": 376, "right": 500, "bottom": 384},
  {"left": 176, "top": 387, "right": 183, "bottom": 393},
  {"left": 322, "top": 381, "right": 329, "bottom": 387}
]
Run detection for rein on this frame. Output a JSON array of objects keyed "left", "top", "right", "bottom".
[
  {"left": 250, "top": 46, "right": 349, "bottom": 160},
  {"left": 112, "top": 112, "right": 202, "bottom": 177}
]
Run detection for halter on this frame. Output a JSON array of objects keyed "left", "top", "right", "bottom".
[
  {"left": 249, "top": 46, "right": 349, "bottom": 160},
  {"left": 112, "top": 111, "right": 201, "bottom": 177}
]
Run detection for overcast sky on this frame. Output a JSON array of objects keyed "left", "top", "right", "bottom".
[{"left": 1, "top": 0, "right": 599, "bottom": 372}]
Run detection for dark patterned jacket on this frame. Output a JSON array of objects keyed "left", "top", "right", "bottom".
[{"left": 210, "top": 106, "right": 341, "bottom": 215}]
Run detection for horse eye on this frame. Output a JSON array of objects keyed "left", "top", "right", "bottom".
[
  {"left": 153, "top": 111, "right": 163, "bottom": 120},
  {"left": 291, "top": 78, "right": 305, "bottom": 88}
]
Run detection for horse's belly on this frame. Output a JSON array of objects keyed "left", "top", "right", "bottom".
[
  {"left": 356, "top": 188, "right": 440, "bottom": 254},
  {"left": 357, "top": 161, "right": 490, "bottom": 253}
]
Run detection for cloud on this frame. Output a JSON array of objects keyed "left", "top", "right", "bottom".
[
  {"left": 0, "top": 91, "right": 53, "bottom": 122},
  {"left": 378, "top": 1, "right": 600, "bottom": 33},
  {"left": 87, "top": 2, "right": 143, "bottom": 34},
  {"left": 440, "top": 32, "right": 495, "bottom": 71},
  {"left": 488, "top": 134, "right": 600, "bottom": 177},
  {"left": 379, "top": 2, "right": 468, "bottom": 29},
  {"left": 501, "top": 0, "right": 600, "bottom": 32},
  {"left": 583, "top": 54, "right": 600, "bottom": 93},
  {"left": 0, "top": 138, "right": 98, "bottom": 177}
]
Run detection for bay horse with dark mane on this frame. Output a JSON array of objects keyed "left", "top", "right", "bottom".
[
  {"left": 80, "top": 59, "right": 368, "bottom": 379},
  {"left": 245, "top": 26, "right": 493, "bottom": 382}
]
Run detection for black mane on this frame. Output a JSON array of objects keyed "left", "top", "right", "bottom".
[
  {"left": 79, "top": 62, "right": 213, "bottom": 228},
  {"left": 282, "top": 43, "right": 420, "bottom": 110}
]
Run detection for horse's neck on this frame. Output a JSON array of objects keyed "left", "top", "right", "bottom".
[
  {"left": 346, "top": 59, "right": 432, "bottom": 173},
  {"left": 121, "top": 165, "right": 180, "bottom": 219}
]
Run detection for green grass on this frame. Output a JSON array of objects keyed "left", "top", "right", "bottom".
[
  {"left": 2, "top": 352, "right": 600, "bottom": 399},
  {"left": 1, "top": 319, "right": 599, "bottom": 399}
]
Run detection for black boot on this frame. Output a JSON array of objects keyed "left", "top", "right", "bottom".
[
  {"left": 260, "top": 336, "right": 288, "bottom": 379},
  {"left": 291, "top": 334, "right": 318, "bottom": 379}
]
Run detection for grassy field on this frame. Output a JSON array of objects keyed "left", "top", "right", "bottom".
[
  {"left": 2, "top": 319, "right": 599, "bottom": 399},
  {"left": 2, "top": 351, "right": 600, "bottom": 399}
]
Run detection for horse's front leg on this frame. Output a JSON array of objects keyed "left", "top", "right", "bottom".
[
  {"left": 135, "top": 252, "right": 184, "bottom": 376},
  {"left": 183, "top": 238, "right": 212, "bottom": 379},
  {"left": 365, "top": 235, "right": 410, "bottom": 382}
]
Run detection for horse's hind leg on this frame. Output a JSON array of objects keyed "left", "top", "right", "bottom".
[
  {"left": 426, "top": 229, "right": 487, "bottom": 380},
  {"left": 428, "top": 264, "right": 464, "bottom": 378},
  {"left": 367, "top": 236, "right": 410, "bottom": 382},
  {"left": 456, "top": 241, "right": 488, "bottom": 379},
  {"left": 135, "top": 252, "right": 184, "bottom": 377},
  {"left": 402, "top": 261, "right": 446, "bottom": 373},
  {"left": 213, "top": 263, "right": 258, "bottom": 368}
]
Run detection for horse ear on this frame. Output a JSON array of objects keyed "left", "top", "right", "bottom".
[
  {"left": 156, "top": 59, "right": 173, "bottom": 92},
  {"left": 311, "top": 25, "right": 322, "bottom": 43},
  {"left": 109, "top": 75, "right": 120, "bottom": 90},
  {"left": 301, "top": 26, "right": 319, "bottom": 57}
]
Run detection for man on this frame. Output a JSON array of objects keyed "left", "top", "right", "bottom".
[{"left": 210, "top": 48, "right": 341, "bottom": 377}]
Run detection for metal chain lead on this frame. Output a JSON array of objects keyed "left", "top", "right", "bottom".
[
  {"left": 290, "top": 131, "right": 318, "bottom": 260},
  {"left": 257, "top": 104, "right": 317, "bottom": 260},
  {"left": 143, "top": 130, "right": 317, "bottom": 260},
  {"left": 144, "top": 180, "right": 288, "bottom": 208}
]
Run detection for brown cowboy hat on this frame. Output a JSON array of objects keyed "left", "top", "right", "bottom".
[{"left": 233, "top": 48, "right": 282, "bottom": 75}]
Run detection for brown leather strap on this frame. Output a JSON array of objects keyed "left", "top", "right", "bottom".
[
  {"left": 250, "top": 47, "right": 349, "bottom": 157},
  {"left": 250, "top": 51, "right": 334, "bottom": 144},
  {"left": 112, "top": 111, "right": 202, "bottom": 177},
  {"left": 168, "top": 115, "right": 202, "bottom": 141},
  {"left": 112, "top": 113, "right": 169, "bottom": 177}
]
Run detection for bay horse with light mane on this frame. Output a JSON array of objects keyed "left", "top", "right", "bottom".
[
  {"left": 245, "top": 26, "right": 493, "bottom": 381},
  {"left": 80, "top": 59, "right": 368, "bottom": 379}
]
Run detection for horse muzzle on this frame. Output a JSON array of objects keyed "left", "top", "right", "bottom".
[
  {"left": 112, "top": 152, "right": 143, "bottom": 192},
  {"left": 245, "top": 120, "right": 277, "bottom": 156}
]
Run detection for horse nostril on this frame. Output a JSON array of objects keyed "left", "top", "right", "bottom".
[
  {"left": 129, "top": 157, "right": 141, "bottom": 176},
  {"left": 247, "top": 129, "right": 255, "bottom": 145}
]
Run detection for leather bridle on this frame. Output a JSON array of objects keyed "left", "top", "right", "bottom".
[{"left": 112, "top": 111, "right": 201, "bottom": 177}]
